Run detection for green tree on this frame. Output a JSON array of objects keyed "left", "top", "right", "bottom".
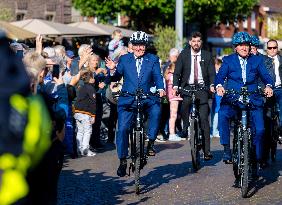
[
  {"left": 0, "top": 6, "right": 13, "bottom": 21},
  {"left": 184, "top": 0, "right": 258, "bottom": 41},
  {"left": 73, "top": 0, "right": 258, "bottom": 38},
  {"left": 72, "top": 0, "right": 175, "bottom": 31},
  {"left": 153, "top": 25, "right": 177, "bottom": 62}
]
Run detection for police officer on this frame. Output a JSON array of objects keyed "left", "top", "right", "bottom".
[{"left": 106, "top": 31, "right": 165, "bottom": 177}]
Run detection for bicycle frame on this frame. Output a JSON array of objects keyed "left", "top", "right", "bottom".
[
  {"left": 128, "top": 90, "right": 147, "bottom": 175},
  {"left": 179, "top": 84, "right": 207, "bottom": 171},
  {"left": 227, "top": 86, "right": 262, "bottom": 198},
  {"left": 119, "top": 89, "right": 158, "bottom": 194}
]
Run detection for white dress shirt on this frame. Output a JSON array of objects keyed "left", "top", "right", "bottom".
[
  {"left": 189, "top": 50, "right": 204, "bottom": 84},
  {"left": 238, "top": 56, "right": 247, "bottom": 84},
  {"left": 269, "top": 55, "right": 281, "bottom": 86}
]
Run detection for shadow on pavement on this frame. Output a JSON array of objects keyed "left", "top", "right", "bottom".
[
  {"left": 58, "top": 169, "right": 150, "bottom": 205},
  {"left": 139, "top": 148, "right": 223, "bottom": 194},
  {"left": 155, "top": 142, "right": 185, "bottom": 152},
  {"left": 247, "top": 149, "right": 282, "bottom": 198}
]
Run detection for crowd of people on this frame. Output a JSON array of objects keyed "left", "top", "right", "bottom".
[{"left": 0, "top": 28, "right": 281, "bottom": 204}]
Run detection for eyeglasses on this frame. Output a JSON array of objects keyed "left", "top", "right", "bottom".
[{"left": 267, "top": 46, "right": 278, "bottom": 50}]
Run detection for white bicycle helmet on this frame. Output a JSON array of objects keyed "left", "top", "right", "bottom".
[{"left": 130, "top": 31, "right": 149, "bottom": 45}]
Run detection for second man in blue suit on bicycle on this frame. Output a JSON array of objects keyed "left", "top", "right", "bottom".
[{"left": 215, "top": 32, "right": 274, "bottom": 170}]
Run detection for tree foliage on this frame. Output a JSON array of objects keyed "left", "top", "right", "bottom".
[
  {"left": 73, "top": 0, "right": 258, "bottom": 33},
  {"left": 153, "top": 25, "right": 177, "bottom": 62},
  {"left": 0, "top": 6, "right": 13, "bottom": 21}
]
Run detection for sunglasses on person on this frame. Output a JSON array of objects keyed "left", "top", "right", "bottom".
[{"left": 267, "top": 46, "right": 278, "bottom": 50}]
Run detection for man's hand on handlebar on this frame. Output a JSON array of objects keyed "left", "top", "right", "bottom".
[
  {"left": 264, "top": 86, "right": 273, "bottom": 98},
  {"left": 216, "top": 86, "right": 225, "bottom": 96}
]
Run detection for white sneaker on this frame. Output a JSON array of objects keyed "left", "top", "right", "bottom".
[
  {"left": 168, "top": 134, "right": 182, "bottom": 142},
  {"left": 155, "top": 135, "right": 167, "bottom": 143},
  {"left": 82, "top": 149, "right": 96, "bottom": 157}
]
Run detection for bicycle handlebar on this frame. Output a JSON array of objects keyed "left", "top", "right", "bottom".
[
  {"left": 178, "top": 84, "right": 208, "bottom": 95},
  {"left": 113, "top": 89, "right": 160, "bottom": 99},
  {"left": 225, "top": 87, "right": 265, "bottom": 97},
  {"left": 225, "top": 87, "right": 265, "bottom": 107}
]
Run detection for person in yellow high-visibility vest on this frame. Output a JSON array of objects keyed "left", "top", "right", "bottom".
[{"left": 0, "top": 34, "right": 51, "bottom": 205}]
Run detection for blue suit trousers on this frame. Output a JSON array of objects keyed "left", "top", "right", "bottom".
[
  {"left": 116, "top": 99, "right": 161, "bottom": 159},
  {"left": 219, "top": 104, "right": 265, "bottom": 160}
]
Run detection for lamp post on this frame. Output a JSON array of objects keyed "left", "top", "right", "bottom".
[{"left": 175, "top": 0, "right": 183, "bottom": 50}]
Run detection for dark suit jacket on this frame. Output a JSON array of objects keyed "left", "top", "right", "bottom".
[{"left": 173, "top": 48, "right": 215, "bottom": 88}]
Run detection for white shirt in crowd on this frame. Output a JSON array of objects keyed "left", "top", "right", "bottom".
[
  {"left": 269, "top": 55, "right": 281, "bottom": 86},
  {"left": 189, "top": 50, "right": 204, "bottom": 84}
]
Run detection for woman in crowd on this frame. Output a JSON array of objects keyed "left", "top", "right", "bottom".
[{"left": 164, "top": 63, "right": 183, "bottom": 142}]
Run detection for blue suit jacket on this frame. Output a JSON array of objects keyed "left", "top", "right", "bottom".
[
  {"left": 111, "top": 52, "right": 164, "bottom": 107},
  {"left": 215, "top": 53, "right": 274, "bottom": 107}
]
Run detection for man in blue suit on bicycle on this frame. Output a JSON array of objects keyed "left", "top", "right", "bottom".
[
  {"left": 106, "top": 31, "right": 165, "bottom": 177},
  {"left": 215, "top": 32, "right": 273, "bottom": 179}
]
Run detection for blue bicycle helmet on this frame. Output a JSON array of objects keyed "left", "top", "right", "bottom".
[
  {"left": 250, "top": 35, "right": 260, "bottom": 47},
  {"left": 232, "top": 32, "right": 251, "bottom": 46}
]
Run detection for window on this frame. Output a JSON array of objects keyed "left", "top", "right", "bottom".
[
  {"left": 45, "top": 14, "right": 54, "bottom": 21},
  {"left": 16, "top": 13, "right": 25, "bottom": 21}
]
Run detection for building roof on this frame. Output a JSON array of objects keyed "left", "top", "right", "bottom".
[{"left": 259, "top": 0, "right": 282, "bottom": 13}]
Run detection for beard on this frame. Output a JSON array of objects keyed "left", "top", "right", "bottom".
[{"left": 192, "top": 45, "right": 200, "bottom": 52}]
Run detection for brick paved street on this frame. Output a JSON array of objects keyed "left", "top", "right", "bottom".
[{"left": 58, "top": 138, "right": 282, "bottom": 205}]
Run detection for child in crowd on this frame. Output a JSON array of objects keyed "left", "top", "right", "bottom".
[
  {"left": 108, "top": 29, "right": 124, "bottom": 60},
  {"left": 74, "top": 71, "right": 97, "bottom": 156},
  {"left": 211, "top": 58, "right": 223, "bottom": 138}
]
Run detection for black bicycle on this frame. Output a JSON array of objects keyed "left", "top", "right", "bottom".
[
  {"left": 118, "top": 89, "right": 159, "bottom": 194},
  {"left": 226, "top": 87, "right": 264, "bottom": 198},
  {"left": 267, "top": 86, "right": 282, "bottom": 162},
  {"left": 179, "top": 84, "right": 207, "bottom": 171}
]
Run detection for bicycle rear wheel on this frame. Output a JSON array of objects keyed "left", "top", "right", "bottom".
[
  {"left": 189, "top": 117, "right": 200, "bottom": 171},
  {"left": 135, "top": 131, "right": 141, "bottom": 194},
  {"left": 241, "top": 129, "right": 251, "bottom": 198}
]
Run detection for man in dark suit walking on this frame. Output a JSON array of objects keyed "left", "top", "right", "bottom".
[{"left": 173, "top": 31, "right": 215, "bottom": 160}]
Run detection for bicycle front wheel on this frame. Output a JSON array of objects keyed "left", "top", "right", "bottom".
[
  {"left": 189, "top": 117, "right": 200, "bottom": 171},
  {"left": 241, "top": 129, "right": 251, "bottom": 198},
  {"left": 135, "top": 130, "right": 141, "bottom": 194},
  {"left": 232, "top": 125, "right": 240, "bottom": 181}
]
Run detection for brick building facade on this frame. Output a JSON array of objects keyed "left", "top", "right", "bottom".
[{"left": 0, "top": 0, "right": 72, "bottom": 23}]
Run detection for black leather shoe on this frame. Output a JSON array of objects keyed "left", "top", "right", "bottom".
[
  {"left": 204, "top": 152, "right": 213, "bottom": 161},
  {"left": 232, "top": 178, "right": 240, "bottom": 188},
  {"left": 146, "top": 140, "right": 156, "bottom": 156},
  {"left": 223, "top": 159, "right": 233, "bottom": 164},
  {"left": 223, "top": 145, "right": 232, "bottom": 164},
  {"left": 117, "top": 159, "right": 127, "bottom": 177}
]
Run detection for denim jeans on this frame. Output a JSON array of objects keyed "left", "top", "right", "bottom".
[
  {"left": 74, "top": 113, "right": 92, "bottom": 151},
  {"left": 212, "top": 112, "right": 220, "bottom": 137}
]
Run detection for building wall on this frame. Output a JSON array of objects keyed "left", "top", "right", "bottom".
[{"left": 0, "top": 0, "right": 72, "bottom": 23}]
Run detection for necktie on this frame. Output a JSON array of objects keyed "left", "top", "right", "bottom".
[
  {"left": 194, "top": 55, "right": 198, "bottom": 84},
  {"left": 136, "top": 58, "right": 143, "bottom": 77},
  {"left": 241, "top": 58, "right": 247, "bottom": 84}
]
